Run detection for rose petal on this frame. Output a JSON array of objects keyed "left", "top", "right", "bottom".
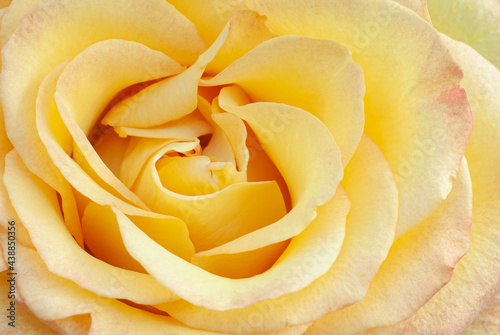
[
  {"left": 196, "top": 90, "right": 343, "bottom": 256},
  {"left": 199, "top": 95, "right": 238, "bottom": 167},
  {"left": 347, "top": 34, "right": 500, "bottom": 335},
  {"left": 383, "top": 34, "right": 500, "bottom": 335},
  {"left": 3, "top": 150, "right": 179, "bottom": 305},
  {"left": 166, "top": 0, "right": 245, "bottom": 46},
  {"left": 114, "top": 111, "right": 212, "bottom": 139},
  {"left": 307, "top": 158, "right": 472, "bottom": 334},
  {"left": 463, "top": 291, "right": 500, "bottom": 334},
  {"left": 132, "top": 141, "right": 287, "bottom": 252},
  {"left": 0, "top": 0, "right": 204, "bottom": 196},
  {"left": 392, "top": 0, "right": 432, "bottom": 22},
  {"left": 55, "top": 39, "right": 183, "bottom": 135},
  {"left": 246, "top": 0, "right": 472, "bottom": 239},
  {"left": 44, "top": 315, "right": 91, "bottom": 335},
  {"left": 202, "top": 34, "right": 365, "bottom": 167},
  {"left": 51, "top": 38, "right": 184, "bottom": 211},
  {"left": 0, "top": 0, "right": 10, "bottom": 10},
  {"left": 205, "top": 9, "right": 277, "bottom": 75},
  {"left": 102, "top": 64, "right": 201, "bottom": 128},
  {"left": 428, "top": 0, "right": 500, "bottom": 69},
  {"left": 211, "top": 104, "right": 249, "bottom": 173},
  {"left": 3, "top": 240, "right": 221, "bottom": 334},
  {"left": 113, "top": 184, "right": 346, "bottom": 311},
  {"left": 35, "top": 62, "right": 148, "bottom": 215},
  {"left": 93, "top": 131, "right": 130, "bottom": 178},
  {"left": 0, "top": 0, "right": 42, "bottom": 47},
  {"left": 0, "top": 8, "right": 14, "bottom": 227},
  {"left": 191, "top": 185, "right": 348, "bottom": 279},
  {"left": 155, "top": 135, "right": 398, "bottom": 333},
  {"left": 0, "top": 270, "right": 59, "bottom": 335},
  {"left": 157, "top": 156, "right": 241, "bottom": 196},
  {"left": 82, "top": 203, "right": 195, "bottom": 271},
  {"left": 191, "top": 241, "right": 289, "bottom": 279}
]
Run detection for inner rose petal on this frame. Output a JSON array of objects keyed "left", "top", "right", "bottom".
[
  {"left": 159, "top": 135, "right": 398, "bottom": 333},
  {"left": 201, "top": 34, "right": 365, "bottom": 167},
  {"left": 132, "top": 141, "right": 288, "bottom": 252},
  {"left": 114, "top": 111, "right": 212, "bottom": 140},
  {"left": 191, "top": 185, "right": 349, "bottom": 279},
  {"left": 194, "top": 96, "right": 343, "bottom": 257},
  {"left": 102, "top": 64, "right": 202, "bottom": 129}
]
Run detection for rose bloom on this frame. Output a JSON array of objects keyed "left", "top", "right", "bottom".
[{"left": 0, "top": 0, "right": 499, "bottom": 334}]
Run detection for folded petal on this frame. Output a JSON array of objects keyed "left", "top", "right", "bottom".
[
  {"left": 205, "top": 9, "right": 277, "bottom": 75},
  {"left": 3, "top": 150, "right": 179, "bottom": 305},
  {"left": 196, "top": 91, "right": 342, "bottom": 256},
  {"left": 166, "top": 0, "right": 246, "bottom": 46},
  {"left": 55, "top": 39, "right": 183, "bottom": 135},
  {"left": 246, "top": 0, "right": 472, "bottom": 239},
  {"left": 132, "top": 141, "right": 287, "bottom": 252},
  {"left": 82, "top": 202, "right": 195, "bottom": 272},
  {"left": 36, "top": 62, "right": 148, "bottom": 215},
  {"left": 114, "top": 112, "right": 212, "bottom": 139},
  {"left": 192, "top": 185, "right": 348, "bottom": 279},
  {"left": 0, "top": 270, "right": 59, "bottom": 335},
  {"left": 114, "top": 187, "right": 346, "bottom": 311},
  {"left": 102, "top": 64, "right": 201, "bottom": 128},
  {"left": 202, "top": 34, "right": 365, "bottom": 167},
  {"left": 156, "top": 135, "right": 398, "bottom": 333}
]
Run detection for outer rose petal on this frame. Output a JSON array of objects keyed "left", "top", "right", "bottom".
[
  {"left": 0, "top": 8, "right": 14, "bottom": 227},
  {"left": 0, "top": 270, "right": 60, "bottom": 335},
  {"left": 357, "top": 32, "right": 500, "bottom": 335},
  {"left": 246, "top": 0, "right": 472, "bottom": 239},
  {"left": 307, "top": 158, "right": 472, "bottom": 334},
  {"left": 3, "top": 241, "right": 222, "bottom": 335},
  {"left": 3, "top": 150, "right": 179, "bottom": 305},
  {"left": 392, "top": 0, "right": 432, "bottom": 22},
  {"left": 463, "top": 291, "right": 500, "bottom": 334},
  {"left": 427, "top": 0, "right": 500, "bottom": 69},
  {"left": 155, "top": 135, "right": 398, "bottom": 334}
]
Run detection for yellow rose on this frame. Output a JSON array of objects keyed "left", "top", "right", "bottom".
[{"left": 0, "top": 0, "right": 498, "bottom": 334}]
